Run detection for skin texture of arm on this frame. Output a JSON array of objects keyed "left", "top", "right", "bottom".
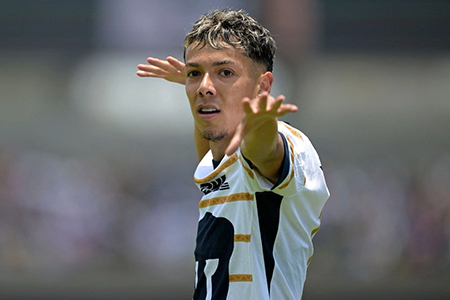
[{"left": 226, "top": 92, "right": 297, "bottom": 183}]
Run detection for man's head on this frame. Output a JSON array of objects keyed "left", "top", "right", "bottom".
[
  {"left": 183, "top": 9, "right": 276, "bottom": 148},
  {"left": 183, "top": 9, "right": 276, "bottom": 72}
]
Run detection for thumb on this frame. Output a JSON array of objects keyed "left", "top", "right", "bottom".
[{"left": 225, "top": 121, "right": 245, "bottom": 156}]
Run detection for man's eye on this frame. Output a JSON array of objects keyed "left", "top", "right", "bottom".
[
  {"left": 220, "top": 69, "right": 233, "bottom": 77},
  {"left": 187, "top": 70, "right": 200, "bottom": 77}
]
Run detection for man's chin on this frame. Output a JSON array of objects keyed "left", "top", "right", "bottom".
[{"left": 201, "top": 130, "right": 227, "bottom": 142}]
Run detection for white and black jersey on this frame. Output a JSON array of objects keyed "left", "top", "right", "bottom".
[{"left": 192, "top": 121, "right": 329, "bottom": 300}]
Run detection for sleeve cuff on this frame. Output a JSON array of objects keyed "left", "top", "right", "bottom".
[
  {"left": 241, "top": 132, "right": 290, "bottom": 190},
  {"left": 271, "top": 132, "right": 290, "bottom": 189}
]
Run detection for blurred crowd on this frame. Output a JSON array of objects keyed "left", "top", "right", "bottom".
[
  {"left": 0, "top": 145, "right": 200, "bottom": 281},
  {"left": 317, "top": 155, "right": 450, "bottom": 281},
  {"left": 0, "top": 145, "right": 448, "bottom": 283}
]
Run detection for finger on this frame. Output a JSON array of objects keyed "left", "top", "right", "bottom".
[
  {"left": 146, "top": 57, "right": 168, "bottom": 67},
  {"left": 136, "top": 70, "right": 153, "bottom": 77},
  {"left": 270, "top": 95, "right": 285, "bottom": 112},
  {"left": 146, "top": 57, "right": 178, "bottom": 73},
  {"left": 136, "top": 65, "right": 169, "bottom": 77},
  {"left": 277, "top": 103, "right": 298, "bottom": 116},
  {"left": 225, "top": 121, "right": 245, "bottom": 156},
  {"left": 271, "top": 95, "right": 297, "bottom": 115},
  {"left": 167, "top": 56, "right": 186, "bottom": 72},
  {"left": 242, "top": 97, "right": 253, "bottom": 114},
  {"left": 137, "top": 63, "right": 169, "bottom": 74},
  {"left": 257, "top": 92, "right": 268, "bottom": 112},
  {"left": 136, "top": 70, "right": 166, "bottom": 77},
  {"left": 275, "top": 94, "right": 286, "bottom": 103}
]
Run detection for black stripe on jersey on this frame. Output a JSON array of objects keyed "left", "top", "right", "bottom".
[
  {"left": 256, "top": 191, "right": 283, "bottom": 294},
  {"left": 272, "top": 132, "right": 290, "bottom": 189}
]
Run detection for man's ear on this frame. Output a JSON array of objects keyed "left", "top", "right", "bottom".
[{"left": 258, "top": 71, "right": 274, "bottom": 94}]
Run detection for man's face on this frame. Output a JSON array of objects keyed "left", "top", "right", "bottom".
[{"left": 184, "top": 42, "right": 264, "bottom": 143}]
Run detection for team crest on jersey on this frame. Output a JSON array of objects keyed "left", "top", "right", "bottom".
[{"left": 200, "top": 175, "right": 230, "bottom": 195}]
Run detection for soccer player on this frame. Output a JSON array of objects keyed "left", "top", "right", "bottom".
[{"left": 137, "top": 9, "right": 329, "bottom": 300}]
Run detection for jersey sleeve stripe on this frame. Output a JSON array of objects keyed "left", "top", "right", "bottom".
[
  {"left": 198, "top": 192, "right": 254, "bottom": 208},
  {"left": 282, "top": 122, "right": 304, "bottom": 141},
  {"left": 285, "top": 135, "right": 299, "bottom": 158},
  {"left": 278, "top": 142, "right": 296, "bottom": 189},
  {"left": 278, "top": 168, "right": 295, "bottom": 190}
]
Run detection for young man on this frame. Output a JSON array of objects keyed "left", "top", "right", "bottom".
[{"left": 137, "top": 9, "right": 329, "bottom": 300}]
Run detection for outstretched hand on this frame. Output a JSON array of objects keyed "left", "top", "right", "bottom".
[
  {"left": 136, "top": 56, "right": 186, "bottom": 84},
  {"left": 225, "top": 92, "right": 298, "bottom": 156}
]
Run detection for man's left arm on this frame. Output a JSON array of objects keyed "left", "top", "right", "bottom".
[{"left": 225, "top": 92, "right": 297, "bottom": 183}]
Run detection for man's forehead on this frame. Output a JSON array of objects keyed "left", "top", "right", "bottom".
[
  {"left": 185, "top": 42, "right": 245, "bottom": 62},
  {"left": 185, "top": 59, "right": 235, "bottom": 68},
  {"left": 184, "top": 42, "right": 266, "bottom": 74}
]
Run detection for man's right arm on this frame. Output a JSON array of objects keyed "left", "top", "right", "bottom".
[{"left": 137, "top": 56, "right": 210, "bottom": 161}]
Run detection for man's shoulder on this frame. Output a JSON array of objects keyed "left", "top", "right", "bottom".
[{"left": 277, "top": 121, "right": 307, "bottom": 142}]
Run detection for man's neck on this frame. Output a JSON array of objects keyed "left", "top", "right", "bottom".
[{"left": 209, "top": 139, "right": 230, "bottom": 161}]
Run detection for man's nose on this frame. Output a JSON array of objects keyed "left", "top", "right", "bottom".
[{"left": 197, "top": 73, "right": 215, "bottom": 96}]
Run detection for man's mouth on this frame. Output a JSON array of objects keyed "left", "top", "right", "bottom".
[{"left": 199, "top": 107, "right": 220, "bottom": 115}]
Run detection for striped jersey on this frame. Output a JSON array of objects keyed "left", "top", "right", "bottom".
[{"left": 192, "top": 121, "right": 329, "bottom": 300}]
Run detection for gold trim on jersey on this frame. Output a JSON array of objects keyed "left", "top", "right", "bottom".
[
  {"left": 278, "top": 134, "right": 308, "bottom": 189},
  {"left": 278, "top": 137, "right": 295, "bottom": 189},
  {"left": 229, "top": 274, "right": 253, "bottom": 282},
  {"left": 278, "top": 142, "right": 296, "bottom": 190},
  {"left": 310, "top": 211, "right": 323, "bottom": 236},
  {"left": 198, "top": 192, "right": 254, "bottom": 208},
  {"left": 194, "top": 153, "right": 239, "bottom": 184},
  {"left": 281, "top": 122, "right": 304, "bottom": 141},
  {"left": 311, "top": 225, "right": 320, "bottom": 236},
  {"left": 308, "top": 212, "right": 324, "bottom": 265},
  {"left": 278, "top": 168, "right": 294, "bottom": 190},
  {"left": 285, "top": 135, "right": 299, "bottom": 158},
  {"left": 238, "top": 156, "right": 254, "bottom": 179},
  {"left": 234, "top": 234, "right": 251, "bottom": 242}
]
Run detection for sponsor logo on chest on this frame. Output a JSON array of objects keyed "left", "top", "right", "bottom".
[{"left": 200, "top": 174, "right": 230, "bottom": 195}]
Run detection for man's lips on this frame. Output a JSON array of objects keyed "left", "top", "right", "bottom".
[
  {"left": 197, "top": 105, "right": 221, "bottom": 118},
  {"left": 199, "top": 107, "right": 220, "bottom": 114}
]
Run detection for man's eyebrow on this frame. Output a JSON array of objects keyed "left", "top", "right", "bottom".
[
  {"left": 213, "top": 60, "right": 234, "bottom": 66},
  {"left": 185, "top": 62, "right": 200, "bottom": 68},
  {"left": 185, "top": 60, "right": 235, "bottom": 68}
]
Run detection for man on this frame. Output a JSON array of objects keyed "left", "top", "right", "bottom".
[{"left": 137, "top": 9, "right": 329, "bottom": 300}]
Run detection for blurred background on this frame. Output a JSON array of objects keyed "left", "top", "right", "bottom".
[{"left": 1, "top": 0, "right": 449, "bottom": 299}]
